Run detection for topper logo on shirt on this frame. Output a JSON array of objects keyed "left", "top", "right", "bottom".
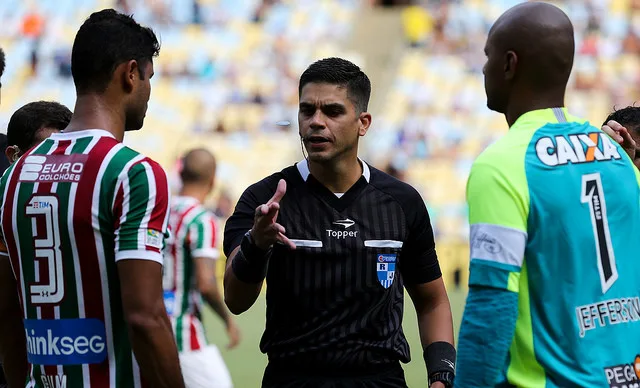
[
  {"left": 326, "top": 218, "right": 358, "bottom": 239},
  {"left": 19, "top": 154, "right": 89, "bottom": 183},
  {"left": 535, "top": 132, "right": 621, "bottom": 167}
]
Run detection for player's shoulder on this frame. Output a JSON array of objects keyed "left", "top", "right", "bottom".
[
  {"left": 470, "top": 129, "right": 532, "bottom": 184},
  {"left": 114, "top": 145, "right": 167, "bottom": 175},
  {"left": 368, "top": 164, "right": 424, "bottom": 207}
]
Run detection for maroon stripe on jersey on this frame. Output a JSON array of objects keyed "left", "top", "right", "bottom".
[
  {"left": 209, "top": 217, "right": 217, "bottom": 246},
  {"left": 189, "top": 316, "right": 200, "bottom": 351},
  {"left": 171, "top": 203, "right": 199, "bottom": 291},
  {"left": 72, "top": 138, "right": 115, "bottom": 387},
  {"left": 39, "top": 140, "right": 72, "bottom": 377}
]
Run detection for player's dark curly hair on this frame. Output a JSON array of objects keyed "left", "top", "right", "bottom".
[
  {"left": 7, "top": 101, "right": 72, "bottom": 152},
  {"left": 71, "top": 9, "right": 160, "bottom": 94},
  {"left": 299, "top": 57, "right": 371, "bottom": 113},
  {"left": 603, "top": 105, "right": 640, "bottom": 134}
]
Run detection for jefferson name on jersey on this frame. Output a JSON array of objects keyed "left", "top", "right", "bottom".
[{"left": 535, "top": 131, "right": 621, "bottom": 166}]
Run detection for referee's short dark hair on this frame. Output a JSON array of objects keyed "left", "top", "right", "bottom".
[
  {"left": 299, "top": 57, "right": 371, "bottom": 113},
  {"left": 7, "top": 101, "right": 72, "bottom": 152},
  {"left": 604, "top": 105, "right": 640, "bottom": 134}
]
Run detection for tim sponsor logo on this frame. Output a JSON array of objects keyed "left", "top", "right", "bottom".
[
  {"left": 24, "top": 318, "right": 107, "bottom": 366},
  {"left": 604, "top": 355, "right": 640, "bottom": 388},
  {"left": 19, "top": 154, "right": 88, "bottom": 183},
  {"left": 535, "top": 132, "right": 621, "bottom": 166},
  {"left": 40, "top": 374, "right": 67, "bottom": 388}
]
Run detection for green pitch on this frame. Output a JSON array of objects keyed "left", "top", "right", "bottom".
[{"left": 202, "top": 287, "right": 468, "bottom": 387}]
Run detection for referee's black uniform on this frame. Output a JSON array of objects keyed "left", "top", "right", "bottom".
[{"left": 224, "top": 159, "right": 442, "bottom": 387}]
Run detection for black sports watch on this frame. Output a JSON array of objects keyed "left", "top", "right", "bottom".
[
  {"left": 428, "top": 371, "right": 454, "bottom": 388},
  {"left": 241, "top": 230, "right": 271, "bottom": 262}
]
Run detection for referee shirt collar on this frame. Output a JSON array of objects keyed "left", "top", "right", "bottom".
[{"left": 296, "top": 158, "right": 371, "bottom": 183}]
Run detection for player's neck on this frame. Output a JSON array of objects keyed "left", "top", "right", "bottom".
[
  {"left": 65, "top": 95, "right": 126, "bottom": 142},
  {"left": 308, "top": 155, "right": 363, "bottom": 194},
  {"left": 505, "top": 91, "right": 565, "bottom": 127},
  {"left": 179, "top": 185, "right": 208, "bottom": 204}
]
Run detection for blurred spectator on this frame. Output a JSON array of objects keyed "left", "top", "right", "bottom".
[
  {"left": 21, "top": 10, "right": 44, "bottom": 77},
  {"left": 213, "top": 189, "right": 234, "bottom": 219}
]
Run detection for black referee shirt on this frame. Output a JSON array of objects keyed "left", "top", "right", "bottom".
[{"left": 224, "top": 159, "right": 442, "bottom": 370}]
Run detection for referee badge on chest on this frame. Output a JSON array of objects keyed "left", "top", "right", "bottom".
[{"left": 376, "top": 254, "right": 396, "bottom": 289}]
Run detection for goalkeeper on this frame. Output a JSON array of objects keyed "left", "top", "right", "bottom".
[{"left": 456, "top": 2, "right": 640, "bottom": 387}]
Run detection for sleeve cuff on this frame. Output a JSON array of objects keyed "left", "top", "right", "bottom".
[
  {"left": 192, "top": 248, "right": 220, "bottom": 260},
  {"left": 115, "top": 250, "right": 163, "bottom": 265},
  {"left": 469, "top": 259, "right": 521, "bottom": 292}
]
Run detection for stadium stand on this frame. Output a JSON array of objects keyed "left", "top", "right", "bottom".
[{"left": 0, "top": 0, "right": 638, "bottom": 289}]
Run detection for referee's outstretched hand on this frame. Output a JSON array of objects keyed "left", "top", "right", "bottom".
[{"left": 251, "top": 179, "right": 296, "bottom": 251}]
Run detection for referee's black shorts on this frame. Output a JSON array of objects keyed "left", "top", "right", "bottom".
[{"left": 262, "top": 360, "right": 408, "bottom": 388}]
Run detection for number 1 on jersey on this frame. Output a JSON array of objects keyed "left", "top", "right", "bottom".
[{"left": 581, "top": 173, "right": 618, "bottom": 294}]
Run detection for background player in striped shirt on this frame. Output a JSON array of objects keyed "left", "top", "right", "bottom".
[
  {"left": 0, "top": 47, "right": 8, "bottom": 178},
  {"left": 0, "top": 9, "right": 184, "bottom": 388},
  {"left": 456, "top": 2, "right": 640, "bottom": 387},
  {"left": 163, "top": 148, "right": 239, "bottom": 388},
  {"left": 601, "top": 106, "right": 640, "bottom": 170},
  {"left": 0, "top": 44, "right": 8, "bottom": 388},
  {"left": 4, "top": 101, "right": 72, "bottom": 163},
  {"left": 0, "top": 100, "right": 71, "bottom": 387}
]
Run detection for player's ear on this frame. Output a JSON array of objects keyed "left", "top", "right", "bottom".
[
  {"left": 358, "top": 112, "right": 371, "bottom": 137},
  {"left": 120, "top": 60, "right": 138, "bottom": 93},
  {"left": 504, "top": 51, "right": 517, "bottom": 81},
  {"left": 6, "top": 145, "right": 19, "bottom": 163}
]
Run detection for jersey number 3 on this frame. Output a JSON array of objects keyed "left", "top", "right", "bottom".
[
  {"left": 581, "top": 173, "right": 618, "bottom": 294},
  {"left": 27, "top": 195, "right": 64, "bottom": 305}
]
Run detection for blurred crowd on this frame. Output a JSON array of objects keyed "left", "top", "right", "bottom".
[
  {"left": 0, "top": 0, "right": 638, "bottom": 249},
  {"left": 367, "top": 0, "right": 640, "bottom": 241}
]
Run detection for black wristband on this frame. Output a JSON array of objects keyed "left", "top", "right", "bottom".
[
  {"left": 231, "top": 232, "right": 272, "bottom": 283},
  {"left": 232, "top": 247, "right": 270, "bottom": 283},
  {"left": 424, "top": 341, "right": 456, "bottom": 376}
]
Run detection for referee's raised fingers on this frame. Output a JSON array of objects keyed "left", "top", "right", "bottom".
[
  {"left": 267, "top": 179, "right": 287, "bottom": 205},
  {"left": 277, "top": 232, "right": 296, "bottom": 250},
  {"left": 254, "top": 204, "right": 268, "bottom": 216}
]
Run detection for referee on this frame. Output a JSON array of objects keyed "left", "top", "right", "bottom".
[{"left": 223, "top": 57, "right": 456, "bottom": 388}]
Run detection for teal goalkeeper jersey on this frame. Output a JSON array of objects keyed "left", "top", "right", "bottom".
[{"left": 466, "top": 108, "right": 640, "bottom": 387}]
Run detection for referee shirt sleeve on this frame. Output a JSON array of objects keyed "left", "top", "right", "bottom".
[{"left": 398, "top": 187, "right": 442, "bottom": 285}]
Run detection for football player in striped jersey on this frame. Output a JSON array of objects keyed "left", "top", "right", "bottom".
[{"left": 0, "top": 9, "right": 184, "bottom": 388}]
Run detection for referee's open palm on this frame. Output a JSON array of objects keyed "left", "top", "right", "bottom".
[{"left": 252, "top": 179, "right": 296, "bottom": 250}]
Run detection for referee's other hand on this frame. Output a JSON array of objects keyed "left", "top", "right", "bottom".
[{"left": 251, "top": 179, "right": 296, "bottom": 251}]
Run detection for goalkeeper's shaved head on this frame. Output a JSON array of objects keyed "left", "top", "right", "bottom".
[
  {"left": 483, "top": 2, "right": 575, "bottom": 122},
  {"left": 180, "top": 148, "right": 216, "bottom": 185}
]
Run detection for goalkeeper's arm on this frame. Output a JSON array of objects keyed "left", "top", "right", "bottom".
[{"left": 454, "top": 284, "right": 519, "bottom": 387}]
